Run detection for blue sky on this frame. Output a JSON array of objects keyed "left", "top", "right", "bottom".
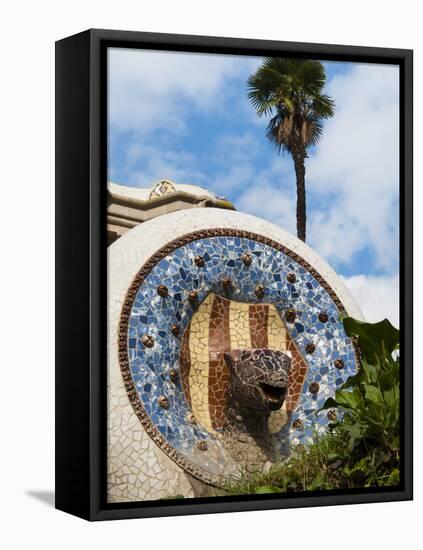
[{"left": 108, "top": 48, "right": 399, "bottom": 326}]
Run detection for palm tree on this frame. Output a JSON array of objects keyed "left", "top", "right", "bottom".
[{"left": 247, "top": 58, "right": 334, "bottom": 242}]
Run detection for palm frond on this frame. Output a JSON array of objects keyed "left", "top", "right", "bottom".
[
  {"left": 312, "top": 93, "right": 335, "bottom": 118},
  {"left": 247, "top": 66, "right": 291, "bottom": 116},
  {"left": 247, "top": 57, "right": 335, "bottom": 151}
]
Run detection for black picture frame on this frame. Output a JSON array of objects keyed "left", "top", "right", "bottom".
[{"left": 55, "top": 28, "right": 413, "bottom": 521}]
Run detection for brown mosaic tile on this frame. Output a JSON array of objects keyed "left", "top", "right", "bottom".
[
  {"left": 305, "top": 343, "right": 316, "bottom": 354},
  {"left": 208, "top": 295, "right": 231, "bottom": 430},
  {"left": 170, "top": 323, "right": 180, "bottom": 336},
  {"left": 309, "top": 382, "right": 320, "bottom": 394},
  {"left": 188, "top": 290, "right": 198, "bottom": 305},
  {"left": 180, "top": 324, "right": 192, "bottom": 408},
  {"left": 334, "top": 358, "right": 345, "bottom": 369},
  {"left": 221, "top": 276, "right": 232, "bottom": 289},
  {"left": 286, "top": 272, "right": 296, "bottom": 284},
  {"left": 158, "top": 396, "right": 170, "bottom": 409},
  {"left": 286, "top": 348, "right": 309, "bottom": 412},
  {"left": 157, "top": 284, "right": 169, "bottom": 297},
  {"left": 169, "top": 369, "right": 178, "bottom": 383},
  {"left": 141, "top": 334, "right": 154, "bottom": 348},
  {"left": 194, "top": 255, "right": 205, "bottom": 267},
  {"left": 254, "top": 284, "right": 265, "bottom": 299},
  {"left": 327, "top": 409, "right": 337, "bottom": 421},
  {"left": 197, "top": 441, "right": 208, "bottom": 451},
  {"left": 285, "top": 308, "right": 296, "bottom": 323},
  {"left": 249, "top": 304, "right": 269, "bottom": 349},
  {"left": 241, "top": 252, "right": 252, "bottom": 266},
  {"left": 318, "top": 311, "right": 329, "bottom": 323}
]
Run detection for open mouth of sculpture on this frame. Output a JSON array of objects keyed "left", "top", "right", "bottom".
[{"left": 259, "top": 383, "right": 287, "bottom": 409}]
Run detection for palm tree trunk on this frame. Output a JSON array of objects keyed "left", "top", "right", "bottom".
[{"left": 293, "top": 152, "right": 306, "bottom": 242}]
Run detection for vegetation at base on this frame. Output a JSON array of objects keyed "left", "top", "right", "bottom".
[{"left": 224, "top": 316, "right": 400, "bottom": 496}]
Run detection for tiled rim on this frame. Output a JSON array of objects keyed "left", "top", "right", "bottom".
[{"left": 117, "top": 228, "right": 361, "bottom": 487}]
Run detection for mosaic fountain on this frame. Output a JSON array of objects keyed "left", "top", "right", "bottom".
[{"left": 107, "top": 208, "right": 363, "bottom": 502}]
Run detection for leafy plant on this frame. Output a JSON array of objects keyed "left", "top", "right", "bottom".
[
  {"left": 320, "top": 317, "right": 400, "bottom": 488},
  {"left": 224, "top": 317, "right": 401, "bottom": 496}
]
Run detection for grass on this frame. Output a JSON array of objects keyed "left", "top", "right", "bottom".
[{"left": 224, "top": 428, "right": 400, "bottom": 496}]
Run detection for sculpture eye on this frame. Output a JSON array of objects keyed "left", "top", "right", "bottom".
[
  {"left": 223, "top": 350, "right": 244, "bottom": 367},
  {"left": 223, "top": 352, "right": 235, "bottom": 367},
  {"left": 223, "top": 352, "right": 233, "bottom": 365}
]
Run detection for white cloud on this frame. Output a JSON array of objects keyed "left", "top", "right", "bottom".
[
  {"left": 307, "top": 63, "right": 399, "bottom": 272},
  {"left": 342, "top": 274, "right": 399, "bottom": 327},
  {"left": 207, "top": 132, "right": 298, "bottom": 232},
  {"left": 213, "top": 133, "right": 259, "bottom": 165},
  {"left": 108, "top": 48, "right": 250, "bottom": 135},
  {"left": 237, "top": 183, "right": 297, "bottom": 236},
  {"left": 211, "top": 164, "right": 256, "bottom": 196},
  {"left": 113, "top": 143, "right": 206, "bottom": 188}
]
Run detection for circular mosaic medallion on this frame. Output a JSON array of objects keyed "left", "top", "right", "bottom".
[{"left": 119, "top": 229, "right": 359, "bottom": 486}]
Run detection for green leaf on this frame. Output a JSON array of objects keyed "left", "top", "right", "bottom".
[
  {"left": 327, "top": 453, "right": 341, "bottom": 462},
  {"left": 365, "top": 385, "right": 383, "bottom": 405},
  {"left": 387, "top": 469, "right": 400, "bottom": 486},
  {"left": 374, "top": 449, "right": 392, "bottom": 466},
  {"left": 338, "top": 310, "right": 349, "bottom": 322},
  {"left": 254, "top": 485, "right": 282, "bottom": 494},
  {"left": 309, "top": 475, "right": 325, "bottom": 491},
  {"left": 342, "top": 317, "right": 399, "bottom": 364},
  {"left": 379, "top": 364, "right": 400, "bottom": 391},
  {"left": 361, "top": 359, "right": 378, "bottom": 384},
  {"left": 335, "top": 388, "right": 363, "bottom": 410},
  {"left": 342, "top": 370, "right": 364, "bottom": 389},
  {"left": 319, "top": 397, "right": 338, "bottom": 411}
]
